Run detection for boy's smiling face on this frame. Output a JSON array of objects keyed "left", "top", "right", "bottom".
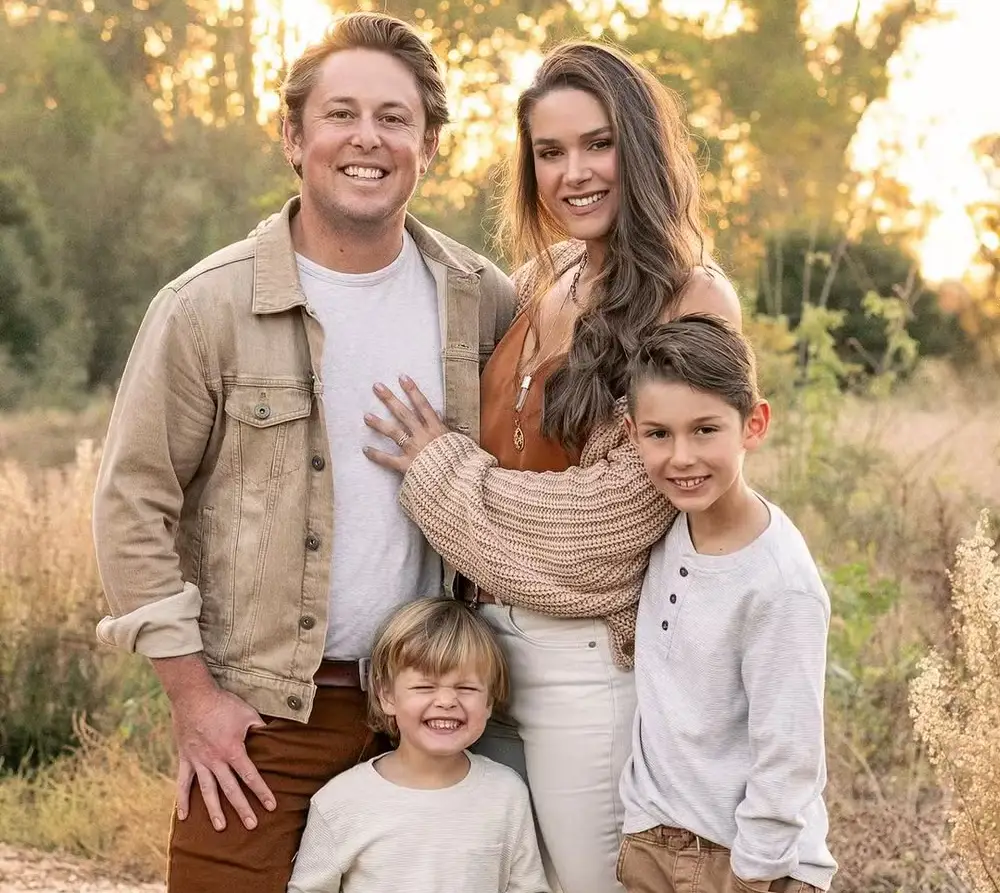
[
  {"left": 378, "top": 664, "right": 492, "bottom": 759},
  {"left": 625, "top": 379, "right": 770, "bottom": 515}
]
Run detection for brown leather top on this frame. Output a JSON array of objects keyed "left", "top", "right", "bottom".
[{"left": 480, "top": 312, "right": 581, "bottom": 472}]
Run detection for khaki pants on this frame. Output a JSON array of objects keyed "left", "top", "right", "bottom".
[
  {"left": 617, "top": 827, "right": 822, "bottom": 893},
  {"left": 166, "top": 686, "right": 390, "bottom": 893}
]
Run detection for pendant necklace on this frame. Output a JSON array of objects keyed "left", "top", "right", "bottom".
[{"left": 512, "top": 252, "right": 588, "bottom": 452}]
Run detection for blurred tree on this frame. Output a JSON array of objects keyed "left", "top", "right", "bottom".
[
  {"left": 956, "top": 134, "right": 1000, "bottom": 363},
  {"left": 623, "top": 0, "right": 940, "bottom": 276},
  {"left": 0, "top": 169, "right": 91, "bottom": 407},
  {"left": 756, "top": 227, "right": 969, "bottom": 372},
  {"left": 0, "top": 10, "right": 290, "bottom": 390}
]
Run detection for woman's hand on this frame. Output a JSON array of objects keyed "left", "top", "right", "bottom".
[{"left": 363, "top": 375, "right": 449, "bottom": 474}]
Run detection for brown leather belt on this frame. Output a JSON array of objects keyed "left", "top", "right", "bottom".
[
  {"left": 454, "top": 575, "right": 498, "bottom": 606},
  {"left": 314, "top": 659, "right": 369, "bottom": 690}
]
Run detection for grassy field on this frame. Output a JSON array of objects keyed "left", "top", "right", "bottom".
[{"left": 0, "top": 359, "right": 997, "bottom": 889}]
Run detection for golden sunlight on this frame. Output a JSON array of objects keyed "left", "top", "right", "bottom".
[{"left": 244, "top": 0, "right": 995, "bottom": 280}]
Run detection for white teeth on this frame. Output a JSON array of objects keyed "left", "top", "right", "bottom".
[
  {"left": 344, "top": 166, "right": 385, "bottom": 179},
  {"left": 671, "top": 477, "right": 706, "bottom": 489},
  {"left": 426, "top": 719, "right": 461, "bottom": 730},
  {"left": 567, "top": 192, "right": 607, "bottom": 207}
]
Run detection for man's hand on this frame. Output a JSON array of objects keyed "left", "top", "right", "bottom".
[
  {"left": 152, "top": 654, "right": 276, "bottom": 831},
  {"left": 363, "top": 375, "right": 449, "bottom": 474}
]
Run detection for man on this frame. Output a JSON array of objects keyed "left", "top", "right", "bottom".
[{"left": 92, "top": 12, "right": 515, "bottom": 891}]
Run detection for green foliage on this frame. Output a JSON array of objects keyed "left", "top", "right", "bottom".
[
  {"left": 0, "top": 624, "right": 167, "bottom": 772},
  {"left": 756, "top": 228, "right": 970, "bottom": 372},
  {"left": 825, "top": 561, "right": 920, "bottom": 766}
]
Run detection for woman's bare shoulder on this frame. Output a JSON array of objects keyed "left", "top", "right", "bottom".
[{"left": 667, "top": 264, "right": 743, "bottom": 329}]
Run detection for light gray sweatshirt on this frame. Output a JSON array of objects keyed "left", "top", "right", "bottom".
[{"left": 620, "top": 499, "right": 837, "bottom": 889}]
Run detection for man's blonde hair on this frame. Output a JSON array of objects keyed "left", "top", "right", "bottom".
[{"left": 368, "top": 597, "right": 509, "bottom": 740}]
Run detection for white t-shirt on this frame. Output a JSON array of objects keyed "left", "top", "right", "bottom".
[
  {"left": 297, "top": 233, "right": 444, "bottom": 659},
  {"left": 287, "top": 753, "right": 550, "bottom": 893}
]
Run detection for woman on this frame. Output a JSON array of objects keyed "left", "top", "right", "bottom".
[{"left": 364, "top": 42, "right": 741, "bottom": 893}]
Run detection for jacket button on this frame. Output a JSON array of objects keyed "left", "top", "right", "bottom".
[
  {"left": 253, "top": 403, "right": 271, "bottom": 420},
  {"left": 669, "top": 594, "right": 677, "bottom": 604},
  {"left": 305, "top": 534, "right": 320, "bottom": 551},
  {"left": 300, "top": 615, "right": 316, "bottom": 630},
  {"left": 679, "top": 567, "right": 689, "bottom": 577},
  {"left": 287, "top": 695, "right": 303, "bottom": 711},
  {"left": 661, "top": 620, "right": 669, "bottom": 631},
  {"left": 311, "top": 455, "right": 326, "bottom": 471}
]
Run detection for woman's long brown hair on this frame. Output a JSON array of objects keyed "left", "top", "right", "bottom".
[{"left": 496, "top": 41, "right": 706, "bottom": 448}]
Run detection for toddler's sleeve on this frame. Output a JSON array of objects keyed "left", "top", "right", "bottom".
[{"left": 286, "top": 801, "right": 345, "bottom": 893}]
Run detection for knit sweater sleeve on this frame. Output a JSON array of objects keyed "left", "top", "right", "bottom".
[{"left": 398, "top": 410, "right": 677, "bottom": 664}]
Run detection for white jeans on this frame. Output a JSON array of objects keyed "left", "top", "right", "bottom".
[{"left": 472, "top": 604, "right": 637, "bottom": 893}]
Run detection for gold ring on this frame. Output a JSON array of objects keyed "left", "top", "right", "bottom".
[{"left": 396, "top": 432, "right": 411, "bottom": 447}]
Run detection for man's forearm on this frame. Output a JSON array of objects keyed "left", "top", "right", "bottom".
[{"left": 152, "top": 652, "right": 218, "bottom": 707}]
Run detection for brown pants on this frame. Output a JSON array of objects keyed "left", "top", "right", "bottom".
[
  {"left": 166, "top": 686, "right": 390, "bottom": 893},
  {"left": 617, "top": 827, "right": 822, "bottom": 893}
]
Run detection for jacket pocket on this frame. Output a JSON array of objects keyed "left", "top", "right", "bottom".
[{"left": 222, "top": 383, "right": 313, "bottom": 486}]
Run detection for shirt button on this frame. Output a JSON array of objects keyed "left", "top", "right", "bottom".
[
  {"left": 670, "top": 594, "right": 677, "bottom": 604},
  {"left": 311, "top": 455, "right": 326, "bottom": 471},
  {"left": 287, "top": 695, "right": 303, "bottom": 711},
  {"left": 661, "top": 620, "right": 669, "bottom": 631},
  {"left": 300, "top": 615, "right": 316, "bottom": 630},
  {"left": 679, "top": 567, "right": 689, "bottom": 577},
  {"left": 253, "top": 403, "right": 271, "bottom": 420},
  {"left": 305, "top": 534, "right": 320, "bottom": 551}
]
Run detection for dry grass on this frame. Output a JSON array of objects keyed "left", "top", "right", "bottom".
[
  {"left": 0, "top": 399, "right": 111, "bottom": 468},
  {"left": 0, "top": 438, "right": 103, "bottom": 636},
  {"left": 0, "top": 720, "right": 173, "bottom": 882},
  {"left": 0, "top": 435, "right": 173, "bottom": 881}
]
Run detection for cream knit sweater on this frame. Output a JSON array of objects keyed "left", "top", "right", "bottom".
[{"left": 398, "top": 244, "right": 677, "bottom": 667}]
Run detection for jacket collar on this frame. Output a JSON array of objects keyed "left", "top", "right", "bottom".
[{"left": 252, "top": 196, "right": 484, "bottom": 315}]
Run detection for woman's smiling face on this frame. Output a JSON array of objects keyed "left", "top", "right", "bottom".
[{"left": 528, "top": 87, "right": 619, "bottom": 245}]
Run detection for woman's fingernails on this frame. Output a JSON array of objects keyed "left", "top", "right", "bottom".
[
  {"left": 399, "top": 374, "right": 413, "bottom": 386},
  {"left": 212, "top": 817, "right": 225, "bottom": 831},
  {"left": 373, "top": 382, "right": 387, "bottom": 395}
]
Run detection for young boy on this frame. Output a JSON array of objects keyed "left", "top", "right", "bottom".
[
  {"left": 287, "top": 597, "right": 549, "bottom": 893},
  {"left": 619, "top": 314, "right": 837, "bottom": 893}
]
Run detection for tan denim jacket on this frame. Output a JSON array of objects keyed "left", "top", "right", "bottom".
[{"left": 94, "top": 197, "right": 516, "bottom": 721}]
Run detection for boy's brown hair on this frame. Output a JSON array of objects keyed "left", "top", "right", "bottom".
[
  {"left": 627, "top": 313, "right": 760, "bottom": 420},
  {"left": 367, "top": 597, "right": 509, "bottom": 740}
]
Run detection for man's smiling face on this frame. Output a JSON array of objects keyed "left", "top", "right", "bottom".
[{"left": 284, "top": 48, "right": 438, "bottom": 231}]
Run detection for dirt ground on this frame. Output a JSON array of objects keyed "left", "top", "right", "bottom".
[{"left": 0, "top": 845, "right": 163, "bottom": 893}]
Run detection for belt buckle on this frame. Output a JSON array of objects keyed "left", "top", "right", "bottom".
[{"left": 358, "top": 657, "right": 370, "bottom": 692}]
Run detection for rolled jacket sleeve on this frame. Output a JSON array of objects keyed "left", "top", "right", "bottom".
[{"left": 93, "top": 287, "right": 217, "bottom": 658}]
